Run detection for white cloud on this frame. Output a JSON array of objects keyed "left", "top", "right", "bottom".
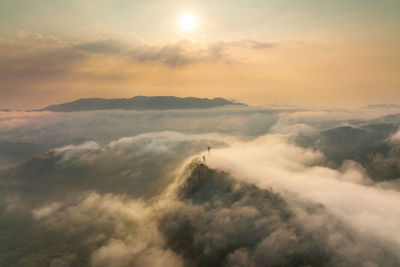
[
  {"left": 32, "top": 202, "right": 62, "bottom": 220},
  {"left": 205, "top": 134, "right": 400, "bottom": 245},
  {"left": 390, "top": 130, "right": 400, "bottom": 144}
]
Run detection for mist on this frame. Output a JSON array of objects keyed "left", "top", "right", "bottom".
[{"left": 1, "top": 106, "right": 400, "bottom": 266}]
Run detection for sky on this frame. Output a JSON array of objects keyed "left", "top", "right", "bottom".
[{"left": 0, "top": 0, "right": 399, "bottom": 109}]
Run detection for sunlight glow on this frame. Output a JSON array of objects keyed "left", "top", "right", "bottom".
[{"left": 179, "top": 12, "right": 197, "bottom": 32}]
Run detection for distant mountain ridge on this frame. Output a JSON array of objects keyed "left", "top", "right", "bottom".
[
  {"left": 367, "top": 104, "right": 400, "bottom": 109},
  {"left": 40, "top": 96, "right": 245, "bottom": 112}
]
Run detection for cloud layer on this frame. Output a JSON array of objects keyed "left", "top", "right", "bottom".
[{"left": 1, "top": 106, "right": 400, "bottom": 266}]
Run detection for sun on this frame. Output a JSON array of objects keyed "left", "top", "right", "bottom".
[{"left": 179, "top": 12, "right": 197, "bottom": 32}]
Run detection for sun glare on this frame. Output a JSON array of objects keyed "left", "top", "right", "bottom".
[{"left": 179, "top": 12, "right": 197, "bottom": 32}]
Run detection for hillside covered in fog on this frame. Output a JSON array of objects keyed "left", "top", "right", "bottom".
[{"left": 2, "top": 105, "right": 400, "bottom": 266}]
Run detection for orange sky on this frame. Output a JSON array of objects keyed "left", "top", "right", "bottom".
[{"left": 0, "top": 0, "right": 399, "bottom": 109}]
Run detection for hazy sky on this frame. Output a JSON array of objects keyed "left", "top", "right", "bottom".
[{"left": 0, "top": 0, "right": 399, "bottom": 108}]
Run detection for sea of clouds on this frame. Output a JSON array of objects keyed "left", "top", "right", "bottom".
[{"left": 1, "top": 105, "right": 400, "bottom": 266}]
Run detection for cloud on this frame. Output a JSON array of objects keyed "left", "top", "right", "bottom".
[
  {"left": 75, "top": 38, "right": 276, "bottom": 67},
  {"left": 0, "top": 33, "right": 277, "bottom": 83},
  {"left": 1, "top": 106, "right": 400, "bottom": 265},
  {"left": 0, "top": 50, "right": 85, "bottom": 103},
  {"left": 0, "top": 37, "right": 86, "bottom": 82},
  {"left": 294, "top": 122, "right": 400, "bottom": 180},
  {"left": 0, "top": 107, "right": 279, "bottom": 146},
  {"left": 129, "top": 40, "right": 225, "bottom": 67},
  {"left": 390, "top": 129, "right": 400, "bottom": 144},
  {"left": 32, "top": 202, "right": 62, "bottom": 220},
  {"left": 205, "top": 134, "right": 400, "bottom": 247},
  {"left": 91, "top": 239, "right": 184, "bottom": 267},
  {"left": 0, "top": 33, "right": 279, "bottom": 106},
  {"left": 127, "top": 39, "right": 276, "bottom": 67},
  {"left": 28, "top": 192, "right": 184, "bottom": 267},
  {"left": 13, "top": 157, "right": 399, "bottom": 266},
  {"left": 228, "top": 39, "right": 277, "bottom": 50},
  {"left": 55, "top": 141, "right": 100, "bottom": 152},
  {"left": 75, "top": 39, "right": 132, "bottom": 54}
]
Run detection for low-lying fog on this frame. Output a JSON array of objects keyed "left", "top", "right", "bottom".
[{"left": 1, "top": 105, "right": 400, "bottom": 266}]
